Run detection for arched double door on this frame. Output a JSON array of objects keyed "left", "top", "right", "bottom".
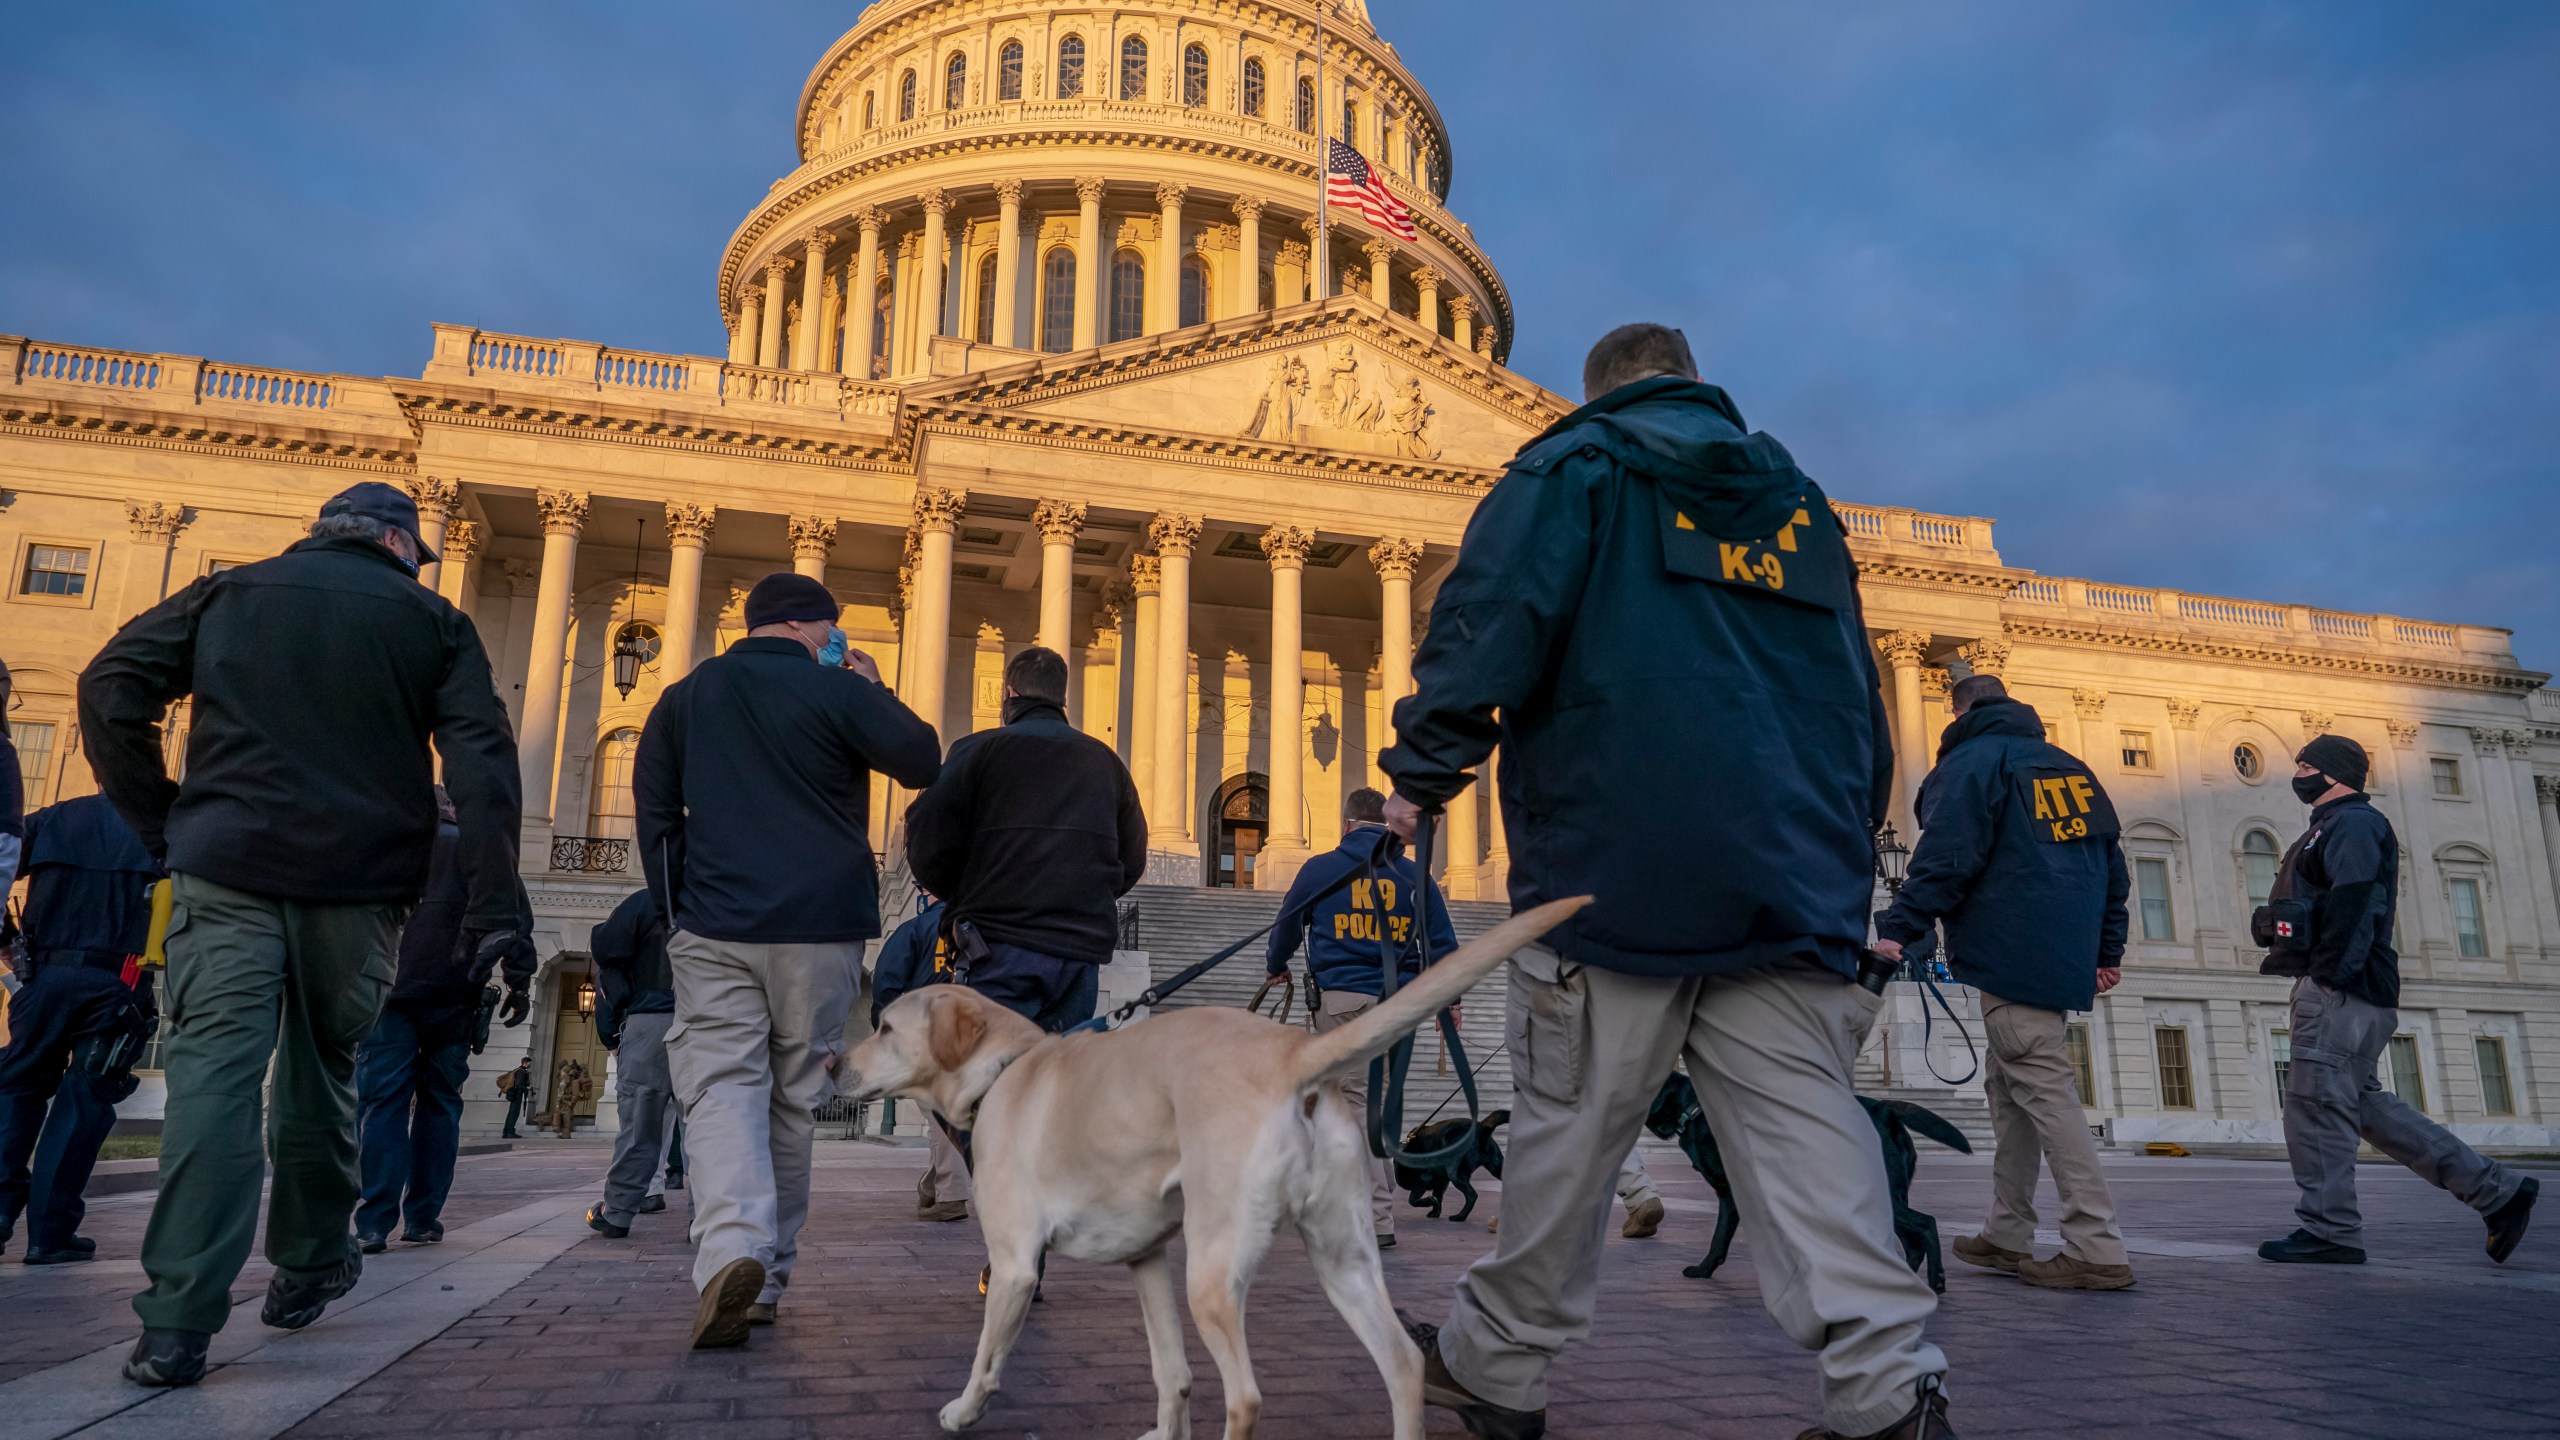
[{"left": 1208, "top": 773, "right": 1270, "bottom": 890}]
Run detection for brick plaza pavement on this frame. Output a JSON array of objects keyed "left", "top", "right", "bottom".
[{"left": 2, "top": 1137, "right": 2553, "bottom": 1440}]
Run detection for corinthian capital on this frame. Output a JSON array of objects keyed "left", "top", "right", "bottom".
[
  {"left": 801, "top": 228, "right": 836, "bottom": 255},
  {"left": 2384, "top": 718, "right": 2419, "bottom": 748},
  {"left": 1033, "top": 500, "right": 1088, "bottom": 544},
  {"left": 536, "top": 488, "right": 590, "bottom": 536},
  {"left": 920, "top": 187, "right": 952, "bottom": 219},
  {"left": 1362, "top": 238, "right": 1397, "bottom": 265},
  {"left": 2168, "top": 698, "right": 2204, "bottom": 730},
  {"left": 853, "top": 205, "right": 887, "bottom": 236},
  {"left": 406, "top": 474, "right": 463, "bottom": 522},
  {"left": 1877, "top": 630, "right": 1932, "bottom": 669},
  {"left": 1128, "top": 553, "right": 1162, "bottom": 593},
  {"left": 1957, "top": 636, "right": 2010, "bottom": 677},
  {"left": 124, "top": 499, "right": 188, "bottom": 546},
  {"left": 1261, "top": 523, "right": 1316, "bottom": 568},
  {"left": 2537, "top": 774, "right": 2560, "bottom": 805},
  {"left": 1369, "top": 536, "right": 1423, "bottom": 581},
  {"left": 1232, "top": 194, "right": 1267, "bottom": 222},
  {"left": 1446, "top": 295, "right": 1477, "bottom": 323},
  {"left": 913, "top": 486, "right": 969, "bottom": 534},
  {"left": 441, "top": 519, "right": 483, "bottom": 565},
  {"left": 1411, "top": 266, "right": 1444, "bottom": 293},
  {"left": 1154, "top": 181, "right": 1189, "bottom": 211},
  {"left": 1475, "top": 324, "right": 1499, "bottom": 357},
  {"left": 788, "top": 514, "right": 839, "bottom": 560},
  {"left": 1075, "top": 176, "right": 1109, "bottom": 206},
  {"left": 1147, "top": 512, "right": 1204, "bottom": 557},
  {"left": 763, "top": 253, "right": 795, "bottom": 281},
  {"left": 1276, "top": 239, "right": 1309, "bottom": 266},
  {"left": 2073, "top": 687, "right": 2109, "bottom": 718},
  {"left": 994, "top": 178, "right": 1025, "bottom": 207}
]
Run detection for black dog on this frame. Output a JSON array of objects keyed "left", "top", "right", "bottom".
[
  {"left": 1392, "top": 1110, "right": 1509, "bottom": 1222},
  {"left": 1644, "top": 1074, "right": 1972, "bottom": 1292}
]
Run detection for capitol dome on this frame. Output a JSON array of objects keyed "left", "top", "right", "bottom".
[{"left": 715, "top": 0, "right": 1514, "bottom": 377}]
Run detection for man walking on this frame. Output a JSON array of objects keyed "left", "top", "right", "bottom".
[
  {"left": 1872, "top": 675, "right": 2134, "bottom": 1291},
  {"left": 903, "top": 646, "right": 1147, "bottom": 1034},
  {"left": 587, "top": 885, "right": 677, "bottom": 1238},
  {"left": 1381, "top": 325, "right": 1950, "bottom": 1440},
  {"left": 498, "top": 1056, "right": 535, "bottom": 1139},
  {"left": 637, "top": 571, "right": 940, "bottom": 1348},
  {"left": 356, "top": 787, "right": 528, "bottom": 1253},
  {"left": 80, "top": 481, "right": 533, "bottom": 1388},
  {"left": 2258, "top": 735, "right": 2537, "bottom": 1264},
  {"left": 872, "top": 893, "right": 970, "bottom": 1222},
  {"left": 1266, "top": 787, "right": 1455, "bottom": 1249},
  {"left": 0, "top": 794, "right": 161, "bottom": 1265}
]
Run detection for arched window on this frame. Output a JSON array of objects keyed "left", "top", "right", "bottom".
[
  {"left": 863, "top": 91, "right": 876, "bottom": 129},
  {"left": 1057, "top": 36, "right": 1085, "bottom": 98},
  {"left": 899, "top": 69, "right": 917, "bottom": 121},
  {"left": 1109, "top": 249, "right": 1146, "bottom": 343},
  {"left": 945, "top": 52, "right": 967, "bottom": 110},
  {"left": 1341, "top": 93, "right": 1357, "bottom": 144},
  {"left": 1243, "top": 58, "right": 1266, "bottom": 117},
  {"left": 588, "top": 729, "right": 642, "bottom": 839},
  {"left": 874, "top": 285, "right": 894, "bottom": 365},
  {"left": 1180, "top": 256, "right": 1210, "bottom": 328},
  {"left": 998, "top": 40, "right": 1024, "bottom": 100},
  {"left": 1041, "top": 248, "right": 1077, "bottom": 352},
  {"left": 2241, "top": 830, "right": 2280, "bottom": 911},
  {"left": 1119, "top": 35, "right": 1148, "bottom": 101},
  {"left": 1295, "top": 76, "right": 1315, "bottom": 133},
  {"left": 1183, "top": 43, "right": 1209, "bottom": 107},
  {"left": 975, "top": 251, "right": 1000, "bottom": 344}
]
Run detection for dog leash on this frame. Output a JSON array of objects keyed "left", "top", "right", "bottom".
[
  {"left": 1912, "top": 970, "right": 1981, "bottom": 1086},
  {"left": 1365, "top": 808, "right": 1487, "bottom": 1173},
  {"left": 1407, "top": 1038, "right": 1507, "bottom": 1132},
  {"left": 1247, "top": 972, "right": 1296, "bottom": 1027}
]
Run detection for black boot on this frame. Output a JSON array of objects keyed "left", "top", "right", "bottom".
[
  {"left": 1794, "top": 1376, "right": 1957, "bottom": 1439},
  {"left": 262, "top": 1251, "right": 363, "bottom": 1330},
  {"left": 2486, "top": 1176, "right": 2538, "bottom": 1264},
  {"left": 123, "top": 1329, "right": 211, "bottom": 1388},
  {"left": 1400, "top": 1316, "right": 1545, "bottom": 1440},
  {"left": 2257, "top": 1228, "right": 2366, "bottom": 1264}
]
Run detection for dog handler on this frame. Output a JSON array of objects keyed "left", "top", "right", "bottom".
[
  {"left": 1872, "top": 674, "right": 2134, "bottom": 1291},
  {"left": 636, "top": 571, "right": 942, "bottom": 1348},
  {"left": 1382, "top": 324, "right": 1952, "bottom": 1440},
  {"left": 586, "top": 886, "right": 678, "bottom": 1239},
  {"left": 82, "top": 482, "right": 535, "bottom": 1387}
]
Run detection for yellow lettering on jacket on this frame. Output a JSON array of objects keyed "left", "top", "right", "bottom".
[{"left": 1720, "top": 543, "right": 1754, "bottom": 581}]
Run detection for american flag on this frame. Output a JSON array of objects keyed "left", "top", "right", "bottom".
[{"left": 1326, "top": 139, "right": 1417, "bottom": 241}]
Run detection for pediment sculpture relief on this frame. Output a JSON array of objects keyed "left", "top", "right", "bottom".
[{"left": 1241, "top": 342, "right": 1439, "bottom": 461}]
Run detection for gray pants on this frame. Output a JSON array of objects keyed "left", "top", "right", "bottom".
[
  {"left": 1615, "top": 1146, "right": 1659, "bottom": 1209},
  {"left": 1314, "top": 990, "right": 1397, "bottom": 1236},
  {"left": 1981, "top": 994, "right": 2125, "bottom": 1264},
  {"left": 921, "top": 1119, "right": 973, "bottom": 1207},
  {"left": 600, "top": 1011, "right": 675, "bottom": 1228},
  {"left": 667, "top": 932, "right": 860, "bottom": 1304},
  {"left": 2284, "top": 977, "right": 2522, "bottom": 1246},
  {"left": 1440, "top": 948, "right": 1943, "bottom": 1436}
]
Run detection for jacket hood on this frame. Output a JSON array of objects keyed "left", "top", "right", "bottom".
[
  {"left": 1001, "top": 695, "right": 1068, "bottom": 726},
  {"left": 25, "top": 794, "right": 159, "bottom": 876},
  {"left": 1937, "top": 698, "right": 2047, "bottom": 760},
  {"left": 1520, "top": 376, "right": 1807, "bottom": 540}
]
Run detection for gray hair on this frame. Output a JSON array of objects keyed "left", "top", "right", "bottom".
[{"left": 307, "top": 513, "right": 400, "bottom": 545}]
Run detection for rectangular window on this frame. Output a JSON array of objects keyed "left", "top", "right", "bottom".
[
  {"left": 2451, "top": 877, "right": 2489, "bottom": 958},
  {"left": 2064, "top": 1023, "right": 2095, "bottom": 1107},
  {"left": 2431, "top": 756, "right": 2463, "bottom": 796},
  {"left": 2474, "top": 1037, "right": 2515, "bottom": 1116},
  {"left": 19, "top": 543, "right": 92, "bottom": 597},
  {"left": 2388, "top": 1034, "right": 2428, "bottom": 1111},
  {"left": 2270, "top": 1029, "right": 2292, "bottom": 1109},
  {"left": 9, "top": 720, "right": 57, "bottom": 797},
  {"left": 2120, "top": 730, "right": 2154, "bottom": 771},
  {"left": 2135, "top": 856, "right": 2175, "bottom": 940},
  {"left": 2154, "top": 1027, "right": 2195, "bottom": 1109}
]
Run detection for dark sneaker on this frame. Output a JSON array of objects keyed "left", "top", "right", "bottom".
[
  {"left": 22, "top": 1245, "right": 97, "bottom": 1266},
  {"left": 261, "top": 1251, "right": 362, "bottom": 1331},
  {"left": 64, "top": 1234, "right": 98, "bottom": 1255},
  {"left": 122, "top": 1328, "right": 211, "bottom": 1388},
  {"left": 2258, "top": 1228, "right": 2366, "bottom": 1265},
  {"left": 1376, "top": 1232, "right": 1397, "bottom": 1250},
  {"left": 357, "top": 1231, "right": 389, "bottom": 1255},
  {"left": 691, "top": 1257, "right": 766, "bottom": 1349},
  {"left": 1950, "top": 1235, "right": 2028, "bottom": 1274},
  {"left": 2486, "top": 1176, "right": 2537, "bottom": 1264},
  {"left": 1794, "top": 1376, "right": 1957, "bottom": 1439},
  {"left": 2017, "top": 1254, "right": 2135, "bottom": 1291},
  {"left": 1622, "top": 1197, "right": 1664, "bottom": 1239},
  {"left": 638, "top": 1195, "right": 668, "bottom": 1215},
  {"left": 401, "top": 1222, "right": 443, "bottom": 1245},
  {"left": 586, "top": 1205, "right": 629, "bottom": 1239},
  {"left": 666, "top": 1170, "right": 685, "bottom": 1191},
  {"left": 746, "top": 1301, "right": 778, "bottom": 1327},
  {"left": 1401, "top": 1316, "right": 1546, "bottom": 1440}
]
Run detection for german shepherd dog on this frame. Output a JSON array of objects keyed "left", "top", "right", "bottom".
[
  {"left": 1644, "top": 1072, "right": 1973, "bottom": 1292},
  {"left": 1392, "top": 1110, "right": 1509, "bottom": 1222}
]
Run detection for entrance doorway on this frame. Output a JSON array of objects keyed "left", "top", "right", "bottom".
[
  {"left": 1209, "top": 774, "right": 1270, "bottom": 890},
  {"left": 546, "top": 959, "right": 607, "bottom": 1129}
]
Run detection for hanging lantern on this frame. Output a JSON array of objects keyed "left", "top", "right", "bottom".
[
  {"left": 612, "top": 517, "right": 651, "bottom": 699},
  {"left": 1873, "top": 824, "right": 1912, "bottom": 893}
]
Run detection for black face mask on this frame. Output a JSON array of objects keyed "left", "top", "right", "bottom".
[{"left": 2292, "top": 773, "right": 2336, "bottom": 804}]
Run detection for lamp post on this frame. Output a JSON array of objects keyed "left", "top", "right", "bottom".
[{"left": 1874, "top": 824, "right": 1911, "bottom": 895}]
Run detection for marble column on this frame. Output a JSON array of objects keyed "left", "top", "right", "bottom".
[
  {"left": 438, "top": 520, "right": 483, "bottom": 620},
  {"left": 918, "top": 190, "right": 951, "bottom": 345},
  {"left": 1449, "top": 295, "right": 1476, "bottom": 353},
  {"left": 1484, "top": 760, "right": 1510, "bottom": 893},
  {"left": 1276, "top": 239, "right": 1309, "bottom": 308},
  {"left": 1262, "top": 524, "right": 1314, "bottom": 867},
  {"left": 2538, "top": 776, "right": 2560, "bottom": 923},
  {"left": 789, "top": 514, "right": 836, "bottom": 582},
  {"left": 890, "top": 234, "right": 921, "bottom": 375},
  {"left": 1364, "top": 238, "right": 1396, "bottom": 306},
  {"left": 1370, "top": 537, "right": 1423, "bottom": 743},
  {"left": 1878, "top": 630, "right": 1931, "bottom": 834},
  {"left": 756, "top": 258, "right": 791, "bottom": 368},
  {"left": 1073, "top": 177, "right": 1106, "bottom": 350},
  {"left": 2071, "top": 689, "right": 2109, "bottom": 766},
  {"left": 1445, "top": 778, "right": 1481, "bottom": 900},
  {"left": 907, "top": 489, "right": 968, "bottom": 741},
  {"left": 793, "top": 230, "right": 834, "bottom": 370},
  {"left": 1033, "top": 500, "right": 1086, "bottom": 656},
  {"left": 405, "top": 475, "right": 461, "bottom": 591},
  {"left": 1149, "top": 513, "right": 1203, "bottom": 849},
  {"left": 661, "top": 502, "right": 715, "bottom": 679},
  {"left": 1153, "top": 183, "right": 1187, "bottom": 334},
  {"left": 518, "top": 489, "right": 589, "bottom": 838},
  {"left": 993, "top": 180, "right": 1026, "bottom": 349},
  {"left": 1304, "top": 215, "right": 1326, "bottom": 301},
  {"left": 1128, "top": 554, "right": 1163, "bottom": 821},
  {"left": 844, "top": 208, "right": 884, "bottom": 379},
  {"left": 1232, "top": 195, "right": 1265, "bottom": 315},
  {"left": 120, "top": 500, "right": 187, "bottom": 619},
  {"left": 1413, "top": 266, "right": 1443, "bottom": 333},
  {"left": 727, "top": 300, "right": 752, "bottom": 365}
]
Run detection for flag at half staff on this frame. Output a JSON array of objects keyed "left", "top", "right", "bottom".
[{"left": 1326, "top": 139, "right": 1417, "bottom": 241}]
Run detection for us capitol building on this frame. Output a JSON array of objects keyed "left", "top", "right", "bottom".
[{"left": 4, "top": 0, "right": 2556, "bottom": 1151}]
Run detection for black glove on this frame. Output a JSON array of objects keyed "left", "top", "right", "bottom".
[{"left": 498, "top": 983, "right": 531, "bottom": 1028}]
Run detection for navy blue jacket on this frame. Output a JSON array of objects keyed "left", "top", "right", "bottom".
[
  {"left": 19, "top": 795, "right": 162, "bottom": 960},
  {"left": 2260, "top": 794, "right": 2399, "bottom": 1009},
  {"left": 591, "top": 888, "right": 674, "bottom": 1041},
  {"left": 1266, "top": 826, "right": 1460, "bottom": 997},
  {"left": 636, "top": 636, "right": 942, "bottom": 944},
  {"left": 1877, "top": 700, "right": 2130, "bottom": 1013},
  {"left": 1379, "top": 377, "right": 1894, "bottom": 979},
  {"left": 871, "top": 901, "right": 950, "bottom": 1023}
]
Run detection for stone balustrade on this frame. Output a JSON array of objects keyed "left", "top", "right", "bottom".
[
  {"left": 1832, "top": 500, "right": 1999, "bottom": 560},
  {"left": 2, "top": 335, "right": 398, "bottom": 417},
  {"left": 2005, "top": 572, "right": 2506, "bottom": 660},
  {"left": 422, "top": 325, "right": 902, "bottom": 424}
]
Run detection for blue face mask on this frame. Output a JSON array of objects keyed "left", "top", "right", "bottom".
[{"left": 815, "top": 626, "right": 849, "bottom": 668}]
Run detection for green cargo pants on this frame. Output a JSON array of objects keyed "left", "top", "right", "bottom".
[{"left": 133, "top": 872, "right": 405, "bottom": 1335}]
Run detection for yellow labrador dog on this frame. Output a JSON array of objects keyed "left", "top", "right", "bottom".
[{"left": 844, "top": 896, "right": 1587, "bottom": 1440}]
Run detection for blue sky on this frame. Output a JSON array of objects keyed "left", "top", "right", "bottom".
[{"left": 7, "top": 2, "right": 2556, "bottom": 669}]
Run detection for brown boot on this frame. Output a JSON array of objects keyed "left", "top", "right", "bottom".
[
  {"left": 919, "top": 1200, "right": 970, "bottom": 1223},
  {"left": 690, "top": 1258, "right": 766, "bottom": 1349},
  {"left": 1794, "top": 1378, "right": 1956, "bottom": 1439},
  {"left": 1622, "top": 1197, "right": 1664, "bottom": 1239},
  {"left": 1949, "top": 1234, "right": 2027, "bottom": 1274},
  {"left": 2018, "top": 1253, "right": 2135, "bottom": 1291}
]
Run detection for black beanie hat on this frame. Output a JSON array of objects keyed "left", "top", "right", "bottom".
[
  {"left": 2296, "top": 734, "right": 2369, "bottom": 792},
  {"left": 743, "top": 572, "right": 838, "bottom": 629}
]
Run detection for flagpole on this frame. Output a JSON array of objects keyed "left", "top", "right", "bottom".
[{"left": 1314, "top": 0, "right": 1328, "bottom": 302}]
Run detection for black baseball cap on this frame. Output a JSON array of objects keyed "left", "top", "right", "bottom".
[{"left": 318, "top": 481, "right": 439, "bottom": 563}]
